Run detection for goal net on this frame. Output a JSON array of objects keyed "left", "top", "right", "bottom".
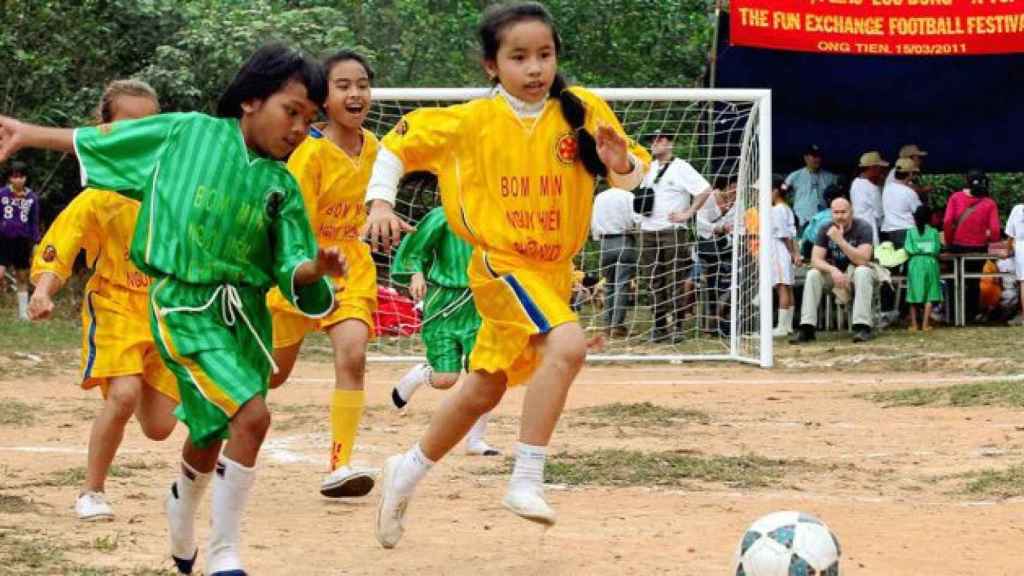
[{"left": 362, "top": 88, "right": 773, "bottom": 368}]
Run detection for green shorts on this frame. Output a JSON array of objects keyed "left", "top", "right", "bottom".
[
  {"left": 421, "top": 287, "right": 480, "bottom": 374},
  {"left": 149, "top": 278, "right": 273, "bottom": 448}
]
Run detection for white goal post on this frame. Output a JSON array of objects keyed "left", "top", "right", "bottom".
[{"left": 362, "top": 87, "right": 773, "bottom": 368}]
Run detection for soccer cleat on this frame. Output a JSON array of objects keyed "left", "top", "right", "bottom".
[
  {"left": 375, "top": 455, "right": 411, "bottom": 549},
  {"left": 466, "top": 441, "right": 501, "bottom": 457},
  {"left": 320, "top": 465, "right": 376, "bottom": 498},
  {"left": 392, "top": 363, "right": 430, "bottom": 409},
  {"left": 502, "top": 484, "right": 556, "bottom": 526},
  {"left": 172, "top": 550, "right": 197, "bottom": 575},
  {"left": 75, "top": 491, "right": 114, "bottom": 522},
  {"left": 771, "top": 325, "right": 792, "bottom": 338}
]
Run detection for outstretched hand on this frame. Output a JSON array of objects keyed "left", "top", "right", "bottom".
[
  {"left": 595, "top": 123, "right": 630, "bottom": 174},
  {"left": 0, "top": 115, "right": 27, "bottom": 163},
  {"left": 363, "top": 200, "right": 414, "bottom": 253}
]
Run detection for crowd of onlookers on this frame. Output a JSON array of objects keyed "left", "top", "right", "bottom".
[{"left": 588, "top": 137, "right": 1024, "bottom": 344}]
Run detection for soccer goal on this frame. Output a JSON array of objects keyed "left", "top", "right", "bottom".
[{"left": 362, "top": 88, "right": 773, "bottom": 368}]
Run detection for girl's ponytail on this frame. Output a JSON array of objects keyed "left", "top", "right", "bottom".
[{"left": 550, "top": 73, "right": 606, "bottom": 178}]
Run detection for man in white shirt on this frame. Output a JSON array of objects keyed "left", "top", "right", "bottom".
[
  {"left": 591, "top": 187, "right": 640, "bottom": 336},
  {"left": 850, "top": 151, "right": 888, "bottom": 234},
  {"left": 637, "top": 132, "right": 712, "bottom": 343},
  {"left": 881, "top": 157, "right": 922, "bottom": 248}
]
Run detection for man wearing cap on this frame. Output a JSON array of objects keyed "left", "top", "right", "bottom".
[
  {"left": 637, "top": 131, "right": 712, "bottom": 343},
  {"left": 881, "top": 157, "right": 922, "bottom": 248},
  {"left": 791, "top": 196, "right": 877, "bottom": 344},
  {"left": 784, "top": 145, "right": 838, "bottom": 229},
  {"left": 850, "top": 151, "right": 889, "bottom": 234},
  {"left": 886, "top": 144, "right": 934, "bottom": 200}
]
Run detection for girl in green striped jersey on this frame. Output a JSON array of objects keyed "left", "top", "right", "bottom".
[{"left": 0, "top": 45, "right": 347, "bottom": 576}]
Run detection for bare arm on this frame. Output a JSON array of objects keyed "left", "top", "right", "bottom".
[
  {"left": 810, "top": 245, "right": 837, "bottom": 276},
  {"left": 293, "top": 247, "right": 347, "bottom": 287},
  {"left": 835, "top": 237, "right": 873, "bottom": 266},
  {"left": 0, "top": 116, "right": 76, "bottom": 161}
]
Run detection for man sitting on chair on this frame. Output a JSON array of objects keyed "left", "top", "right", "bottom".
[{"left": 791, "top": 196, "right": 877, "bottom": 344}]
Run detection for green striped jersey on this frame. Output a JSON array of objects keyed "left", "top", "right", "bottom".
[{"left": 74, "top": 112, "right": 332, "bottom": 316}]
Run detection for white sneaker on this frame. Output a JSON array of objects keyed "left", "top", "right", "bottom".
[
  {"left": 76, "top": 491, "right": 113, "bottom": 522},
  {"left": 320, "top": 465, "right": 376, "bottom": 498},
  {"left": 502, "top": 483, "right": 556, "bottom": 526},
  {"left": 771, "top": 326, "right": 791, "bottom": 338},
  {"left": 375, "top": 455, "right": 411, "bottom": 549},
  {"left": 465, "top": 441, "right": 501, "bottom": 456}
]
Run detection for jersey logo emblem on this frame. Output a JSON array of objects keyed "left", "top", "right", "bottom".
[
  {"left": 42, "top": 245, "right": 57, "bottom": 262},
  {"left": 555, "top": 132, "right": 577, "bottom": 165},
  {"left": 98, "top": 123, "right": 116, "bottom": 136},
  {"left": 265, "top": 188, "right": 285, "bottom": 219},
  {"left": 395, "top": 119, "right": 408, "bottom": 136}
]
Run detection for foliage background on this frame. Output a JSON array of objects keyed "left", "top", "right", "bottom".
[{"left": 0, "top": 0, "right": 1019, "bottom": 220}]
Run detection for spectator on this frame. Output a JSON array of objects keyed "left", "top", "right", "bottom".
[
  {"left": 904, "top": 205, "right": 942, "bottom": 332},
  {"left": 591, "top": 186, "right": 639, "bottom": 336},
  {"left": 1003, "top": 197, "right": 1024, "bottom": 325},
  {"left": 944, "top": 170, "right": 1001, "bottom": 322},
  {"left": 638, "top": 131, "right": 712, "bottom": 343},
  {"left": 881, "top": 158, "right": 922, "bottom": 248},
  {"left": 770, "top": 177, "right": 801, "bottom": 337},
  {"left": 694, "top": 177, "right": 738, "bottom": 332},
  {"left": 850, "top": 151, "right": 889, "bottom": 233},
  {"left": 800, "top": 183, "right": 849, "bottom": 260},
  {"left": 0, "top": 161, "right": 41, "bottom": 320},
  {"left": 791, "top": 196, "right": 876, "bottom": 344},
  {"left": 785, "top": 144, "right": 838, "bottom": 229}
]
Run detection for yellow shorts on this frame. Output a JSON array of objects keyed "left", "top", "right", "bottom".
[
  {"left": 467, "top": 250, "right": 576, "bottom": 387},
  {"left": 81, "top": 280, "right": 179, "bottom": 402},
  {"left": 267, "top": 240, "right": 377, "bottom": 348}
]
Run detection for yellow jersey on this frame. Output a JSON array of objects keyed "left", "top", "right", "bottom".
[
  {"left": 381, "top": 87, "right": 650, "bottom": 270},
  {"left": 267, "top": 125, "right": 380, "bottom": 339},
  {"left": 32, "top": 187, "right": 151, "bottom": 293}
]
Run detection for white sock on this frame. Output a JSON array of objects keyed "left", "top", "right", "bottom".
[
  {"left": 394, "top": 363, "right": 431, "bottom": 406},
  {"left": 206, "top": 456, "right": 255, "bottom": 575},
  {"left": 17, "top": 291, "right": 28, "bottom": 319},
  {"left": 466, "top": 413, "right": 492, "bottom": 449},
  {"left": 167, "top": 460, "right": 211, "bottom": 562},
  {"left": 394, "top": 443, "right": 433, "bottom": 496},
  {"left": 777, "top": 308, "right": 793, "bottom": 332},
  {"left": 509, "top": 442, "right": 546, "bottom": 492}
]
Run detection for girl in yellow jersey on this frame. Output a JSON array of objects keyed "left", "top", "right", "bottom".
[
  {"left": 28, "top": 80, "right": 178, "bottom": 522},
  {"left": 266, "top": 51, "right": 380, "bottom": 498},
  {"left": 366, "top": 2, "right": 649, "bottom": 547}
]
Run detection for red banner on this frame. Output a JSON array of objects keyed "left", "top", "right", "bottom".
[{"left": 730, "top": 0, "right": 1024, "bottom": 56}]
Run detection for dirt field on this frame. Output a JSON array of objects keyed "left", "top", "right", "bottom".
[{"left": 2, "top": 326, "right": 1024, "bottom": 575}]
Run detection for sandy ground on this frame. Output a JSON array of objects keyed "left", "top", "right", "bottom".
[{"left": 2, "top": 361, "right": 1024, "bottom": 575}]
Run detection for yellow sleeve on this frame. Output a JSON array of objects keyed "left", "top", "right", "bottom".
[
  {"left": 573, "top": 87, "right": 652, "bottom": 171},
  {"left": 32, "top": 189, "right": 102, "bottom": 283},
  {"left": 286, "top": 136, "right": 322, "bottom": 221},
  {"left": 380, "top": 102, "right": 474, "bottom": 174}
]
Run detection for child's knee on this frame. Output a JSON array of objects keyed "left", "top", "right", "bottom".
[
  {"left": 232, "top": 399, "right": 271, "bottom": 439},
  {"left": 548, "top": 326, "right": 587, "bottom": 371},
  {"left": 431, "top": 372, "right": 459, "bottom": 390},
  {"left": 140, "top": 417, "right": 176, "bottom": 441},
  {"left": 106, "top": 385, "right": 140, "bottom": 420},
  {"left": 334, "top": 346, "right": 367, "bottom": 380}
]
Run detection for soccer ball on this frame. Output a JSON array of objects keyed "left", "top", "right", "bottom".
[{"left": 732, "top": 511, "right": 840, "bottom": 576}]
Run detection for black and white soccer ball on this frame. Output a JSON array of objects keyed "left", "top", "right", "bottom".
[{"left": 733, "top": 511, "right": 840, "bottom": 576}]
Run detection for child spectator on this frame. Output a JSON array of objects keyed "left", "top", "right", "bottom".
[
  {"left": 771, "top": 177, "right": 801, "bottom": 337},
  {"left": 0, "top": 160, "right": 41, "bottom": 320},
  {"left": 904, "top": 205, "right": 942, "bottom": 331}
]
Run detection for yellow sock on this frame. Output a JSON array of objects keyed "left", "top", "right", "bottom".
[{"left": 330, "top": 389, "right": 364, "bottom": 471}]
